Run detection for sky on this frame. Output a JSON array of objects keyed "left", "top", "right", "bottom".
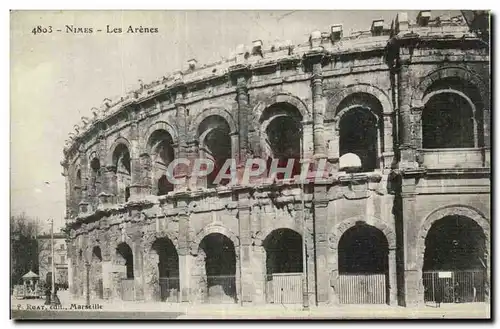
[{"left": 10, "top": 10, "right": 462, "bottom": 232}]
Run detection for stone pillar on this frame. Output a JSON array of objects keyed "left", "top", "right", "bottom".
[
  {"left": 483, "top": 103, "right": 491, "bottom": 166},
  {"left": 398, "top": 61, "right": 417, "bottom": 170},
  {"left": 101, "top": 261, "right": 113, "bottom": 300},
  {"left": 312, "top": 185, "right": 329, "bottom": 304},
  {"left": 186, "top": 141, "right": 199, "bottom": 191},
  {"left": 174, "top": 93, "right": 189, "bottom": 189},
  {"left": 388, "top": 248, "right": 398, "bottom": 306},
  {"left": 78, "top": 148, "right": 90, "bottom": 214},
  {"left": 238, "top": 191, "right": 253, "bottom": 304},
  {"left": 311, "top": 62, "right": 327, "bottom": 158},
  {"left": 236, "top": 77, "right": 250, "bottom": 166},
  {"left": 305, "top": 207, "right": 316, "bottom": 306},
  {"left": 132, "top": 234, "right": 145, "bottom": 301},
  {"left": 177, "top": 198, "right": 192, "bottom": 302},
  {"left": 302, "top": 122, "right": 314, "bottom": 163},
  {"left": 129, "top": 119, "right": 148, "bottom": 199},
  {"left": 231, "top": 133, "right": 240, "bottom": 169},
  {"left": 382, "top": 113, "right": 395, "bottom": 170},
  {"left": 398, "top": 176, "right": 419, "bottom": 306},
  {"left": 68, "top": 255, "right": 76, "bottom": 297},
  {"left": 251, "top": 244, "right": 266, "bottom": 304},
  {"left": 142, "top": 250, "right": 159, "bottom": 302},
  {"left": 101, "top": 245, "right": 113, "bottom": 300}
]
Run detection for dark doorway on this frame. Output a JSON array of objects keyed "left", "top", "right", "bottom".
[
  {"left": 337, "top": 223, "right": 389, "bottom": 304},
  {"left": 116, "top": 243, "right": 134, "bottom": 279},
  {"left": 264, "top": 229, "right": 303, "bottom": 275},
  {"left": 263, "top": 229, "right": 303, "bottom": 304},
  {"left": 151, "top": 238, "right": 179, "bottom": 302},
  {"left": 92, "top": 246, "right": 103, "bottom": 299},
  {"left": 199, "top": 233, "right": 237, "bottom": 303},
  {"left": 422, "top": 215, "right": 486, "bottom": 303}
]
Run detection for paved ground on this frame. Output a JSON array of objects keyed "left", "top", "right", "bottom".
[{"left": 10, "top": 291, "right": 491, "bottom": 320}]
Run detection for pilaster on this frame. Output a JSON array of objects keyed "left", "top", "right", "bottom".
[
  {"left": 237, "top": 190, "right": 253, "bottom": 304},
  {"left": 311, "top": 61, "right": 327, "bottom": 159},
  {"left": 177, "top": 197, "right": 192, "bottom": 302},
  {"left": 397, "top": 61, "right": 418, "bottom": 170},
  {"left": 312, "top": 184, "right": 329, "bottom": 304},
  {"left": 174, "top": 90, "right": 189, "bottom": 188}
]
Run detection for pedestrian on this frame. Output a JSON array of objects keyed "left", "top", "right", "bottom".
[
  {"left": 52, "top": 284, "right": 61, "bottom": 306},
  {"left": 454, "top": 281, "right": 460, "bottom": 303},
  {"left": 435, "top": 287, "right": 443, "bottom": 308}
]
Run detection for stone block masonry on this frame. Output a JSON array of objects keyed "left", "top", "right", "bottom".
[{"left": 61, "top": 11, "right": 490, "bottom": 307}]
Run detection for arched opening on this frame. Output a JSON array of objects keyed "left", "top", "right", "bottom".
[
  {"left": 116, "top": 243, "right": 134, "bottom": 279},
  {"left": 116, "top": 242, "right": 134, "bottom": 301},
  {"left": 262, "top": 104, "right": 302, "bottom": 180},
  {"left": 422, "top": 78, "right": 484, "bottom": 149},
  {"left": 422, "top": 93, "right": 475, "bottom": 149},
  {"left": 74, "top": 169, "right": 82, "bottom": 212},
  {"left": 198, "top": 233, "right": 237, "bottom": 303},
  {"left": 148, "top": 130, "right": 175, "bottom": 195},
  {"left": 90, "top": 158, "right": 101, "bottom": 202},
  {"left": 422, "top": 215, "right": 486, "bottom": 303},
  {"left": 338, "top": 223, "right": 389, "bottom": 304},
  {"left": 91, "top": 246, "right": 103, "bottom": 299},
  {"left": 151, "top": 238, "right": 179, "bottom": 302},
  {"left": 157, "top": 175, "right": 170, "bottom": 196},
  {"left": 198, "top": 116, "right": 232, "bottom": 188},
  {"left": 263, "top": 228, "right": 303, "bottom": 304},
  {"left": 112, "top": 144, "right": 131, "bottom": 203},
  {"left": 337, "top": 93, "right": 383, "bottom": 172}
]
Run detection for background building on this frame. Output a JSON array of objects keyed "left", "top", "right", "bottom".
[
  {"left": 62, "top": 11, "right": 490, "bottom": 306},
  {"left": 38, "top": 233, "right": 69, "bottom": 288}
]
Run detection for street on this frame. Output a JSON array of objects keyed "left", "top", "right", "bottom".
[{"left": 10, "top": 291, "right": 491, "bottom": 320}]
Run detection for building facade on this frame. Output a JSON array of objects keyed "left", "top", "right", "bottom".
[
  {"left": 62, "top": 11, "right": 490, "bottom": 306},
  {"left": 38, "top": 233, "right": 69, "bottom": 287}
]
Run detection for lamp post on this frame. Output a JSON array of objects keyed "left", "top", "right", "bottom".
[
  {"left": 48, "top": 218, "right": 60, "bottom": 306},
  {"left": 85, "top": 261, "right": 91, "bottom": 306}
]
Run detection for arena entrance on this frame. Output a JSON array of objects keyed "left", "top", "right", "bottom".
[
  {"left": 116, "top": 243, "right": 134, "bottom": 301},
  {"left": 422, "top": 215, "right": 487, "bottom": 304},
  {"left": 263, "top": 229, "right": 303, "bottom": 304},
  {"left": 151, "top": 238, "right": 179, "bottom": 302},
  {"left": 198, "top": 233, "right": 237, "bottom": 304},
  {"left": 338, "top": 223, "right": 389, "bottom": 304}
]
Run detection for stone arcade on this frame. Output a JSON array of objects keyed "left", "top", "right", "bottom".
[{"left": 62, "top": 11, "right": 490, "bottom": 307}]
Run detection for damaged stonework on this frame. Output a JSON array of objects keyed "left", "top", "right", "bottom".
[{"left": 62, "top": 11, "right": 490, "bottom": 307}]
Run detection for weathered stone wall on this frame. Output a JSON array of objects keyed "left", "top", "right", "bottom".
[{"left": 62, "top": 12, "right": 491, "bottom": 307}]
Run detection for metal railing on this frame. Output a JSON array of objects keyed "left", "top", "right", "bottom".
[
  {"left": 194, "top": 274, "right": 237, "bottom": 304},
  {"left": 265, "top": 272, "right": 303, "bottom": 304},
  {"left": 338, "top": 273, "right": 387, "bottom": 304},
  {"left": 158, "top": 277, "right": 180, "bottom": 302},
  {"left": 120, "top": 278, "right": 135, "bottom": 301},
  {"left": 423, "top": 270, "right": 486, "bottom": 303}
]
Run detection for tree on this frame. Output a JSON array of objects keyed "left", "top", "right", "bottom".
[{"left": 10, "top": 213, "right": 41, "bottom": 289}]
